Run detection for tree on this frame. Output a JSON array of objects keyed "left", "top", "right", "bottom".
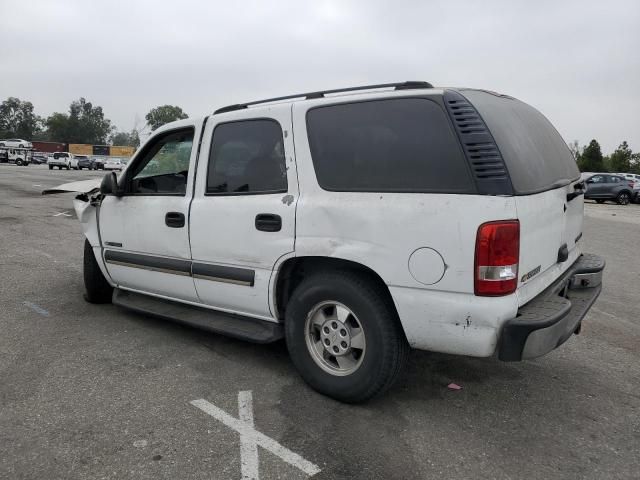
[
  {"left": 567, "top": 140, "right": 582, "bottom": 162},
  {"left": 145, "top": 105, "right": 188, "bottom": 131},
  {"left": 609, "top": 141, "right": 633, "bottom": 173},
  {"left": 44, "top": 112, "right": 70, "bottom": 142},
  {"left": 577, "top": 139, "right": 604, "bottom": 172},
  {"left": 631, "top": 153, "right": 640, "bottom": 174},
  {"left": 45, "top": 98, "right": 113, "bottom": 144},
  {"left": 110, "top": 129, "right": 140, "bottom": 147},
  {"left": 0, "top": 97, "right": 43, "bottom": 139}
]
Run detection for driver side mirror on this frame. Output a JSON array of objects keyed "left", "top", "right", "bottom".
[
  {"left": 100, "top": 171, "right": 123, "bottom": 197},
  {"left": 586, "top": 179, "right": 594, "bottom": 184}
]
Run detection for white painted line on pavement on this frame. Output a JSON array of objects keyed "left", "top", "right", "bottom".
[
  {"left": 53, "top": 211, "right": 72, "bottom": 217},
  {"left": 23, "top": 301, "right": 50, "bottom": 317},
  {"left": 191, "top": 392, "right": 321, "bottom": 479},
  {"left": 238, "top": 391, "right": 259, "bottom": 480}
]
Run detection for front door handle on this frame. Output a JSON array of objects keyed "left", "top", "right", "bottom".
[
  {"left": 255, "top": 213, "right": 281, "bottom": 232},
  {"left": 165, "top": 212, "right": 185, "bottom": 228}
]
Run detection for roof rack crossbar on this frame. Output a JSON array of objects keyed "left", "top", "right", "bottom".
[{"left": 213, "top": 81, "right": 433, "bottom": 114}]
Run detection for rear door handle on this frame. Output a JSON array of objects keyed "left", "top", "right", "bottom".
[
  {"left": 255, "top": 213, "right": 281, "bottom": 232},
  {"left": 165, "top": 212, "right": 185, "bottom": 228}
]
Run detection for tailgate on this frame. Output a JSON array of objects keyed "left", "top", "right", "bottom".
[{"left": 515, "top": 181, "right": 584, "bottom": 306}]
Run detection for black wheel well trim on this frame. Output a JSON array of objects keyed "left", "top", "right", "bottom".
[{"left": 274, "top": 255, "right": 400, "bottom": 322}]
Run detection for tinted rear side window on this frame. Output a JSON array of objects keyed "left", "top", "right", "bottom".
[
  {"left": 306, "top": 98, "right": 473, "bottom": 193},
  {"left": 460, "top": 90, "right": 580, "bottom": 195},
  {"left": 207, "top": 120, "right": 287, "bottom": 194}
]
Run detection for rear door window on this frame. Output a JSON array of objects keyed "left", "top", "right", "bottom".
[
  {"left": 206, "top": 119, "right": 287, "bottom": 194},
  {"left": 460, "top": 90, "right": 580, "bottom": 195},
  {"left": 306, "top": 98, "right": 473, "bottom": 193}
]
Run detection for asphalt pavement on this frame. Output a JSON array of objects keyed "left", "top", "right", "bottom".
[{"left": 1, "top": 164, "right": 638, "bottom": 480}]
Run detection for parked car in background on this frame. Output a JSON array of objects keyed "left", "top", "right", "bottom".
[
  {"left": 618, "top": 173, "right": 640, "bottom": 186},
  {"left": 104, "top": 158, "right": 123, "bottom": 171},
  {"left": 92, "top": 157, "right": 105, "bottom": 170},
  {"left": 78, "top": 156, "right": 96, "bottom": 170},
  {"left": 71, "top": 155, "right": 95, "bottom": 170},
  {"left": 0, "top": 138, "right": 33, "bottom": 149},
  {"left": 47, "top": 152, "right": 72, "bottom": 170},
  {"left": 584, "top": 174, "right": 634, "bottom": 205},
  {"left": 31, "top": 153, "right": 49, "bottom": 165},
  {"left": 633, "top": 181, "right": 640, "bottom": 203}
]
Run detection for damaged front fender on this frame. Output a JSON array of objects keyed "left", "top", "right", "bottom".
[{"left": 42, "top": 179, "right": 103, "bottom": 246}]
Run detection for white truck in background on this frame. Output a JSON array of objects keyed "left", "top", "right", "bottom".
[{"left": 0, "top": 147, "right": 32, "bottom": 166}]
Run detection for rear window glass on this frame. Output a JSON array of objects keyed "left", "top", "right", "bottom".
[
  {"left": 461, "top": 90, "right": 579, "bottom": 195},
  {"left": 306, "top": 98, "right": 473, "bottom": 193}
]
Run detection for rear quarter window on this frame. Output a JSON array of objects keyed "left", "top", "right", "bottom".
[
  {"left": 460, "top": 90, "right": 580, "bottom": 195},
  {"left": 306, "top": 98, "right": 474, "bottom": 193}
]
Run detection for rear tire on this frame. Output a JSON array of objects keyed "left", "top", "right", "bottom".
[
  {"left": 595, "top": 199, "right": 605, "bottom": 204},
  {"left": 48, "top": 165, "right": 53, "bottom": 170},
  {"left": 83, "top": 239, "right": 113, "bottom": 304},
  {"left": 285, "top": 270, "right": 409, "bottom": 403},
  {"left": 617, "top": 192, "right": 631, "bottom": 205}
]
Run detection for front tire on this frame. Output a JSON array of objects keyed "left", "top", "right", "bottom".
[
  {"left": 285, "top": 270, "right": 409, "bottom": 403},
  {"left": 595, "top": 199, "right": 605, "bottom": 204},
  {"left": 83, "top": 239, "right": 113, "bottom": 303},
  {"left": 617, "top": 192, "right": 631, "bottom": 205}
]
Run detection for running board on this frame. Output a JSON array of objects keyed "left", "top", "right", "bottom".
[{"left": 112, "top": 288, "right": 283, "bottom": 343}]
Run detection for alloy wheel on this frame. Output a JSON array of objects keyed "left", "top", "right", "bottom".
[{"left": 304, "top": 301, "right": 366, "bottom": 376}]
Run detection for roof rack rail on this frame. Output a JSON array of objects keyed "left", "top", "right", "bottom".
[{"left": 213, "top": 81, "right": 433, "bottom": 114}]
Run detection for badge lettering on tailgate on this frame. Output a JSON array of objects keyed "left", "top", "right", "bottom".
[{"left": 521, "top": 265, "right": 541, "bottom": 283}]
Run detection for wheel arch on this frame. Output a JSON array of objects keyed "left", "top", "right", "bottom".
[{"left": 273, "top": 256, "right": 399, "bottom": 322}]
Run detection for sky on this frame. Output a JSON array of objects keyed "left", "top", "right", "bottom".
[{"left": 1, "top": 0, "right": 638, "bottom": 153}]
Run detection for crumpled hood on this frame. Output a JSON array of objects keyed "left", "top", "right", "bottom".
[{"left": 42, "top": 179, "right": 101, "bottom": 195}]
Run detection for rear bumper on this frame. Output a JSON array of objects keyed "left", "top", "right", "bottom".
[{"left": 498, "top": 253, "right": 605, "bottom": 361}]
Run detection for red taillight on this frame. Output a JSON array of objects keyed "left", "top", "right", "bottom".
[{"left": 474, "top": 220, "right": 520, "bottom": 296}]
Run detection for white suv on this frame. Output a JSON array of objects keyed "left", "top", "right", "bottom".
[
  {"left": 47, "top": 152, "right": 73, "bottom": 170},
  {"left": 45, "top": 82, "right": 604, "bottom": 402}
]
